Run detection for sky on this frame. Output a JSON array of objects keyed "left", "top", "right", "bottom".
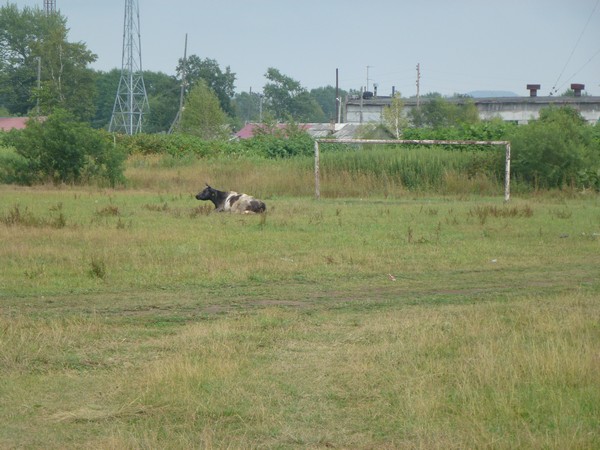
[{"left": 12, "top": 0, "right": 600, "bottom": 97}]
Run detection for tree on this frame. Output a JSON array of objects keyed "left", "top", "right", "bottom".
[
  {"left": 510, "top": 106, "right": 599, "bottom": 189},
  {"left": 12, "top": 109, "right": 125, "bottom": 185},
  {"left": 232, "top": 91, "right": 263, "bottom": 127},
  {"left": 310, "top": 85, "right": 347, "bottom": 122},
  {"left": 382, "top": 92, "right": 408, "bottom": 138},
  {"left": 93, "top": 69, "right": 179, "bottom": 132},
  {"left": 92, "top": 69, "right": 121, "bottom": 129},
  {"left": 177, "top": 55, "right": 236, "bottom": 117},
  {"left": 141, "top": 71, "right": 179, "bottom": 133},
  {"left": 178, "top": 80, "right": 229, "bottom": 140},
  {"left": 0, "top": 4, "right": 97, "bottom": 120},
  {"left": 409, "top": 95, "right": 479, "bottom": 128},
  {"left": 262, "top": 67, "right": 324, "bottom": 122},
  {"left": 0, "top": 4, "right": 39, "bottom": 115}
]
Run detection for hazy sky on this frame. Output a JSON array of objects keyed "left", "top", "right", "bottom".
[{"left": 13, "top": 0, "right": 600, "bottom": 96}]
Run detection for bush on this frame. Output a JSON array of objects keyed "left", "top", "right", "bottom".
[
  {"left": 115, "top": 133, "right": 236, "bottom": 158},
  {"left": 0, "top": 146, "right": 34, "bottom": 184},
  {"left": 509, "top": 107, "right": 600, "bottom": 189},
  {"left": 239, "top": 122, "right": 314, "bottom": 158},
  {"left": 9, "top": 109, "right": 126, "bottom": 186}
]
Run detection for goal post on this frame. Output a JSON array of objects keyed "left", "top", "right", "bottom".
[{"left": 314, "top": 138, "right": 511, "bottom": 202}]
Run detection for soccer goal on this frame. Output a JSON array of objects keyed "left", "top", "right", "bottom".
[{"left": 314, "top": 139, "right": 512, "bottom": 202}]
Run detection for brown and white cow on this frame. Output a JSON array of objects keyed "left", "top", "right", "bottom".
[{"left": 195, "top": 184, "right": 266, "bottom": 214}]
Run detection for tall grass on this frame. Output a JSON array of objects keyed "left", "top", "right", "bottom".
[
  {"left": 125, "top": 153, "right": 314, "bottom": 198},
  {"left": 320, "top": 144, "right": 504, "bottom": 196},
  {"left": 125, "top": 145, "right": 505, "bottom": 199}
]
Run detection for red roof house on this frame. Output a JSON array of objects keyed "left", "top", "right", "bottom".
[{"left": 0, "top": 117, "right": 34, "bottom": 131}]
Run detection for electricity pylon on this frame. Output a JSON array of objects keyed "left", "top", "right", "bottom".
[
  {"left": 43, "top": 1, "right": 56, "bottom": 14},
  {"left": 109, "top": 0, "right": 149, "bottom": 134}
]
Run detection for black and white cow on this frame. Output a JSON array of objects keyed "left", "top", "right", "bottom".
[{"left": 195, "top": 184, "right": 266, "bottom": 214}]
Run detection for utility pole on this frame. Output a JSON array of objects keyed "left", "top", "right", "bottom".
[
  {"left": 109, "top": 0, "right": 149, "bottom": 135},
  {"left": 335, "top": 68, "right": 339, "bottom": 123},
  {"left": 35, "top": 56, "right": 41, "bottom": 116},
  {"left": 169, "top": 33, "right": 188, "bottom": 134},
  {"left": 416, "top": 63, "right": 421, "bottom": 108}
]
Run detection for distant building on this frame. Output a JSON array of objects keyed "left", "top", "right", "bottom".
[
  {"left": 345, "top": 84, "right": 600, "bottom": 125},
  {"left": 0, "top": 117, "right": 31, "bottom": 131},
  {"left": 235, "top": 122, "right": 363, "bottom": 140}
]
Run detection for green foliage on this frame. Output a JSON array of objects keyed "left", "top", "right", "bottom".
[
  {"left": 9, "top": 109, "right": 125, "bottom": 185},
  {"left": 240, "top": 121, "right": 314, "bottom": 158},
  {"left": 92, "top": 70, "right": 180, "bottom": 132},
  {"left": 177, "top": 55, "right": 236, "bottom": 117},
  {"left": 232, "top": 91, "right": 263, "bottom": 126},
  {"left": 403, "top": 118, "right": 516, "bottom": 150},
  {"left": 30, "top": 20, "right": 97, "bottom": 120},
  {"left": 410, "top": 96, "right": 480, "bottom": 128},
  {"left": 0, "top": 145, "right": 32, "bottom": 184},
  {"left": 0, "top": 4, "right": 97, "bottom": 120},
  {"left": 263, "top": 68, "right": 325, "bottom": 122},
  {"left": 178, "top": 80, "right": 230, "bottom": 140},
  {"left": 310, "top": 85, "right": 347, "bottom": 121},
  {"left": 320, "top": 144, "right": 502, "bottom": 191},
  {"left": 0, "top": 4, "right": 42, "bottom": 115},
  {"left": 510, "top": 107, "right": 600, "bottom": 189},
  {"left": 91, "top": 69, "right": 121, "bottom": 129},
  {"left": 143, "top": 71, "right": 180, "bottom": 133},
  {"left": 112, "top": 124, "right": 314, "bottom": 160},
  {"left": 116, "top": 132, "right": 236, "bottom": 158},
  {"left": 382, "top": 92, "right": 408, "bottom": 138}
]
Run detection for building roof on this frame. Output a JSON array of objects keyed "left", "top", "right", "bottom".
[
  {"left": 235, "top": 123, "right": 297, "bottom": 139},
  {"left": 346, "top": 95, "right": 600, "bottom": 107},
  {"left": 235, "top": 122, "right": 363, "bottom": 140},
  {"left": 0, "top": 117, "right": 30, "bottom": 131}
]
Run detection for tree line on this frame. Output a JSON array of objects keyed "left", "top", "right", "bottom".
[
  {"left": 0, "top": 4, "right": 346, "bottom": 135},
  {"left": 1, "top": 3, "right": 599, "bottom": 191}
]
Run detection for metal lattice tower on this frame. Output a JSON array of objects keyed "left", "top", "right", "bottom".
[
  {"left": 43, "top": 0, "right": 56, "bottom": 14},
  {"left": 109, "top": 0, "right": 149, "bottom": 135}
]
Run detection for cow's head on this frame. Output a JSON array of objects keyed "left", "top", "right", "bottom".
[{"left": 195, "top": 184, "right": 215, "bottom": 201}]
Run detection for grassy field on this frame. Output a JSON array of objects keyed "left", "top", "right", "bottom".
[{"left": 1, "top": 156, "right": 599, "bottom": 448}]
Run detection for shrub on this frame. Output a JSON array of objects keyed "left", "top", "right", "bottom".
[
  {"left": 509, "top": 107, "right": 600, "bottom": 189},
  {"left": 0, "top": 146, "right": 35, "bottom": 184},
  {"left": 240, "top": 122, "right": 314, "bottom": 158},
  {"left": 115, "top": 133, "right": 235, "bottom": 158},
  {"left": 9, "top": 109, "right": 126, "bottom": 186}
]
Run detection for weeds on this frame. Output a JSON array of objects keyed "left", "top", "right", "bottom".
[
  {"left": 189, "top": 204, "right": 213, "bottom": 218},
  {"left": 469, "top": 204, "right": 534, "bottom": 224},
  {"left": 89, "top": 256, "right": 107, "bottom": 280},
  {"left": 550, "top": 208, "right": 573, "bottom": 219},
  {"left": 142, "top": 202, "right": 170, "bottom": 212},
  {"left": 95, "top": 205, "right": 120, "bottom": 217},
  {"left": 0, "top": 204, "right": 67, "bottom": 228}
]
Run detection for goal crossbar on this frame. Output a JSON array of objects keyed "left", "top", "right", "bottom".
[{"left": 314, "top": 138, "right": 511, "bottom": 202}]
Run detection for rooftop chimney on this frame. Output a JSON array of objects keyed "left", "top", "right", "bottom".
[
  {"left": 570, "top": 83, "right": 585, "bottom": 97},
  {"left": 527, "top": 84, "right": 541, "bottom": 97}
]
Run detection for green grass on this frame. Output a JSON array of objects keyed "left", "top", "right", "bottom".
[{"left": 0, "top": 157, "right": 599, "bottom": 448}]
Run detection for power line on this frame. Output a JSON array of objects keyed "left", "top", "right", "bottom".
[
  {"left": 550, "top": 0, "right": 599, "bottom": 95},
  {"left": 559, "top": 46, "right": 600, "bottom": 91}
]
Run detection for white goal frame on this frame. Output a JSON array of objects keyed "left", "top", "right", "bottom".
[{"left": 314, "top": 139, "right": 512, "bottom": 202}]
